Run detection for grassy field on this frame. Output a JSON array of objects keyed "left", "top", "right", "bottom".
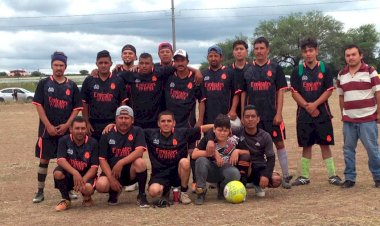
[{"left": 0, "top": 93, "right": 379, "bottom": 225}]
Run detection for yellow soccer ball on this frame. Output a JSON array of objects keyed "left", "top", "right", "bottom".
[{"left": 224, "top": 180, "right": 246, "bottom": 204}]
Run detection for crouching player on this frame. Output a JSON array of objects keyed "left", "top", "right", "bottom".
[
  {"left": 54, "top": 116, "right": 99, "bottom": 211},
  {"left": 95, "top": 106, "right": 149, "bottom": 207},
  {"left": 144, "top": 111, "right": 213, "bottom": 205}
]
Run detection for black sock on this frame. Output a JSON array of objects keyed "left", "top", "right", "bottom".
[
  {"left": 180, "top": 186, "right": 188, "bottom": 193},
  {"left": 237, "top": 154, "right": 250, "bottom": 186},
  {"left": 37, "top": 163, "right": 48, "bottom": 192},
  {"left": 136, "top": 170, "right": 147, "bottom": 195},
  {"left": 55, "top": 178, "right": 70, "bottom": 200}
]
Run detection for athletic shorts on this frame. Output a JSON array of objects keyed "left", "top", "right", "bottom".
[
  {"left": 247, "top": 164, "right": 276, "bottom": 187},
  {"left": 89, "top": 119, "right": 113, "bottom": 141},
  {"left": 149, "top": 166, "right": 180, "bottom": 190},
  {"left": 296, "top": 120, "right": 334, "bottom": 147},
  {"left": 100, "top": 164, "right": 137, "bottom": 186},
  {"left": 54, "top": 166, "right": 96, "bottom": 190},
  {"left": 258, "top": 121, "right": 286, "bottom": 142},
  {"left": 35, "top": 136, "right": 60, "bottom": 160}
]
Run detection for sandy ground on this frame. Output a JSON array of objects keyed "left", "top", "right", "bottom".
[{"left": 0, "top": 93, "right": 379, "bottom": 226}]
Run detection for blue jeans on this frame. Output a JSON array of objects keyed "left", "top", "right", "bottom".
[{"left": 343, "top": 121, "right": 380, "bottom": 182}]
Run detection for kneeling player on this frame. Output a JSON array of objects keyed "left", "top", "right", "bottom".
[
  {"left": 95, "top": 106, "right": 149, "bottom": 207},
  {"left": 54, "top": 116, "right": 99, "bottom": 211},
  {"left": 144, "top": 111, "right": 213, "bottom": 205}
]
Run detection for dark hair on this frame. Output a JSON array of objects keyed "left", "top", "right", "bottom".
[
  {"left": 344, "top": 44, "right": 362, "bottom": 55},
  {"left": 214, "top": 114, "right": 231, "bottom": 129},
  {"left": 139, "top": 52, "right": 153, "bottom": 61},
  {"left": 71, "top": 116, "right": 87, "bottom": 126},
  {"left": 300, "top": 38, "right": 318, "bottom": 50},
  {"left": 243, "top": 105, "right": 260, "bottom": 117},
  {"left": 158, "top": 110, "right": 175, "bottom": 121},
  {"left": 96, "top": 50, "right": 112, "bottom": 61},
  {"left": 233, "top": 40, "right": 248, "bottom": 50},
  {"left": 253, "top": 37, "right": 269, "bottom": 48}
]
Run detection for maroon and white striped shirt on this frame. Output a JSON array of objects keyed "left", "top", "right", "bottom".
[{"left": 337, "top": 63, "right": 380, "bottom": 122}]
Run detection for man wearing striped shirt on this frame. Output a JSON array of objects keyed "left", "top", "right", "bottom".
[{"left": 337, "top": 44, "right": 380, "bottom": 188}]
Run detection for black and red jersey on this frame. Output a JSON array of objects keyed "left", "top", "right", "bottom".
[
  {"left": 33, "top": 76, "right": 83, "bottom": 138},
  {"left": 202, "top": 66, "right": 235, "bottom": 124},
  {"left": 118, "top": 67, "right": 175, "bottom": 128},
  {"left": 290, "top": 62, "right": 334, "bottom": 123},
  {"left": 81, "top": 73, "right": 127, "bottom": 122},
  {"left": 228, "top": 62, "right": 250, "bottom": 118},
  {"left": 242, "top": 60, "right": 287, "bottom": 121},
  {"left": 164, "top": 71, "right": 205, "bottom": 128},
  {"left": 57, "top": 134, "right": 99, "bottom": 176},
  {"left": 99, "top": 126, "right": 147, "bottom": 167},
  {"left": 144, "top": 127, "right": 201, "bottom": 174}
]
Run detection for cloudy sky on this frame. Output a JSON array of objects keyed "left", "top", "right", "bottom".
[{"left": 0, "top": 0, "right": 379, "bottom": 73}]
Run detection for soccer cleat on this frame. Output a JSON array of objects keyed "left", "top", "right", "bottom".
[
  {"left": 328, "top": 175, "right": 342, "bottom": 186},
  {"left": 69, "top": 190, "right": 78, "bottom": 200},
  {"left": 82, "top": 197, "right": 94, "bottom": 207},
  {"left": 32, "top": 191, "right": 44, "bottom": 203},
  {"left": 125, "top": 183, "right": 138, "bottom": 192},
  {"left": 375, "top": 180, "right": 380, "bottom": 188},
  {"left": 291, "top": 176, "right": 310, "bottom": 186},
  {"left": 55, "top": 199, "right": 71, "bottom": 211},
  {"left": 108, "top": 191, "right": 121, "bottom": 206},
  {"left": 341, "top": 180, "right": 355, "bottom": 188},
  {"left": 253, "top": 185, "right": 265, "bottom": 197},
  {"left": 282, "top": 176, "right": 293, "bottom": 189},
  {"left": 180, "top": 192, "right": 192, "bottom": 204},
  {"left": 195, "top": 188, "right": 207, "bottom": 205},
  {"left": 137, "top": 193, "right": 150, "bottom": 208}
]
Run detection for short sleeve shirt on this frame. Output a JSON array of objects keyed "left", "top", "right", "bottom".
[
  {"left": 33, "top": 76, "right": 82, "bottom": 138},
  {"left": 57, "top": 135, "right": 99, "bottom": 176}
]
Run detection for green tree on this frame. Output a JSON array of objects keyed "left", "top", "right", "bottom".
[
  {"left": 199, "top": 34, "right": 251, "bottom": 71},
  {"left": 31, "top": 71, "right": 43, "bottom": 77},
  {"left": 79, "top": 70, "right": 89, "bottom": 75},
  {"left": 0, "top": 72, "right": 7, "bottom": 77}
]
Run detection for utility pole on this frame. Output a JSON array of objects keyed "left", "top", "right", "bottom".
[{"left": 171, "top": 0, "right": 176, "bottom": 51}]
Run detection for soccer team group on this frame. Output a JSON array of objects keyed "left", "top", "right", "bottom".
[{"left": 30, "top": 36, "right": 380, "bottom": 211}]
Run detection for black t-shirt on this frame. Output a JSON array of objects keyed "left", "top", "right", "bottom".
[
  {"left": 144, "top": 127, "right": 201, "bottom": 174},
  {"left": 164, "top": 71, "right": 205, "bottom": 128},
  {"left": 202, "top": 66, "right": 235, "bottom": 124},
  {"left": 81, "top": 74, "right": 127, "bottom": 122},
  {"left": 228, "top": 62, "right": 250, "bottom": 118},
  {"left": 290, "top": 62, "right": 334, "bottom": 123},
  {"left": 33, "top": 76, "right": 82, "bottom": 138},
  {"left": 99, "top": 126, "right": 147, "bottom": 167},
  {"left": 118, "top": 67, "right": 175, "bottom": 128},
  {"left": 242, "top": 60, "right": 287, "bottom": 121},
  {"left": 57, "top": 135, "right": 99, "bottom": 176}
]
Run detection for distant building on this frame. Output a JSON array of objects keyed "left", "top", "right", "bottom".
[{"left": 9, "top": 69, "right": 29, "bottom": 77}]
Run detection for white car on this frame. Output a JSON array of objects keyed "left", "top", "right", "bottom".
[{"left": 0, "top": 87, "right": 35, "bottom": 102}]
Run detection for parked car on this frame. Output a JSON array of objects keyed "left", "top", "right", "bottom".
[{"left": 0, "top": 87, "right": 35, "bottom": 102}]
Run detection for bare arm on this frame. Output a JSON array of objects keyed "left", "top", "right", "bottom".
[
  {"left": 274, "top": 89, "right": 285, "bottom": 125},
  {"left": 196, "top": 101, "right": 205, "bottom": 127},
  {"left": 228, "top": 95, "right": 239, "bottom": 120},
  {"left": 339, "top": 95, "right": 344, "bottom": 118},
  {"left": 192, "top": 148, "right": 210, "bottom": 159}
]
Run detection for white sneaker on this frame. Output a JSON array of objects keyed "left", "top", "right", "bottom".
[
  {"left": 69, "top": 190, "right": 78, "bottom": 200},
  {"left": 253, "top": 185, "right": 265, "bottom": 197},
  {"left": 125, "top": 183, "right": 138, "bottom": 192}
]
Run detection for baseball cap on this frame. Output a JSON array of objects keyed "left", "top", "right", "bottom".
[
  {"left": 116, "top": 105, "right": 134, "bottom": 117},
  {"left": 158, "top": 42, "right": 173, "bottom": 52},
  {"left": 173, "top": 49, "right": 188, "bottom": 60},
  {"left": 121, "top": 44, "right": 136, "bottom": 55},
  {"left": 207, "top": 45, "right": 223, "bottom": 56},
  {"left": 51, "top": 51, "right": 67, "bottom": 66},
  {"left": 96, "top": 50, "right": 111, "bottom": 60}
]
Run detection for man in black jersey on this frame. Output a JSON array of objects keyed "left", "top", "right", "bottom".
[
  {"left": 96, "top": 106, "right": 149, "bottom": 207},
  {"left": 54, "top": 116, "right": 98, "bottom": 211},
  {"left": 145, "top": 111, "right": 213, "bottom": 204},
  {"left": 32, "top": 51, "right": 82, "bottom": 203},
  {"left": 155, "top": 42, "right": 174, "bottom": 68},
  {"left": 202, "top": 45, "right": 238, "bottom": 125},
  {"left": 81, "top": 50, "right": 128, "bottom": 141},
  {"left": 241, "top": 37, "right": 292, "bottom": 188},
  {"left": 290, "top": 38, "right": 341, "bottom": 186}
]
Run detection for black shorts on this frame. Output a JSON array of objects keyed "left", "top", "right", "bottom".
[
  {"left": 296, "top": 120, "right": 334, "bottom": 147},
  {"left": 258, "top": 121, "right": 286, "bottom": 142},
  {"left": 100, "top": 164, "right": 137, "bottom": 186},
  {"left": 149, "top": 166, "right": 180, "bottom": 190},
  {"left": 35, "top": 137, "right": 60, "bottom": 160},
  {"left": 54, "top": 166, "right": 96, "bottom": 190},
  {"left": 247, "top": 164, "right": 275, "bottom": 187},
  {"left": 89, "top": 119, "right": 113, "bottom": 141}
]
